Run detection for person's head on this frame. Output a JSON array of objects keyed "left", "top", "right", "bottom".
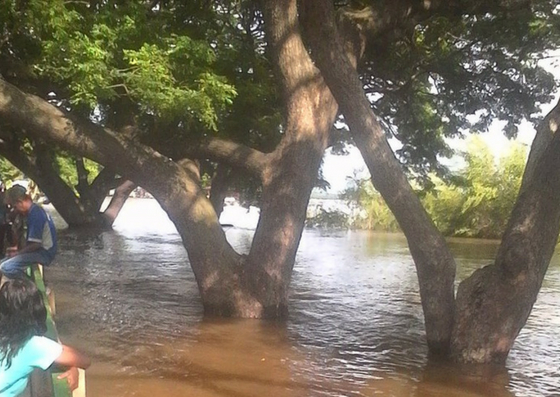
[
  {"left": 4, "top": 185, "right": 32, "bottom": 214},
  {"left": 0, "top": 279, "right": 47, "bottom": 368}
]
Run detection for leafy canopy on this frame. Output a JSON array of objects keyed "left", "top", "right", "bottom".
[
  {"left": 345, "top": 0, "right": 560, "bottom": 180},
  {"left": 1, "top": 0, "right": 239, "bottom": 130}
]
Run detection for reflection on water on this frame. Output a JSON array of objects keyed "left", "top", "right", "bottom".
[{"left": 46, "top": 199, "right": 560, "bottom": 397}]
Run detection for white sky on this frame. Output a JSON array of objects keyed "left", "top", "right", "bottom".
[{"left": 322, "top": 55, "right": 560, "bottom": 194}]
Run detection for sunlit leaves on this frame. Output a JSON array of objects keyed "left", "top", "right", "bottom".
[
  {"left": 122, "top": 39, "right": 236, "bottom": 128},
  {"left": 54, "top": 155, "right": 101, "bottom": 193},
  {"left": 0, "top": 158, "right": 23, "bottom": 183},
  {"left": 341, "top": 178, "right": 399, "bottom": 231},
  {"left": 424, "top": 137, "right": 527, "bottom": 238},
  {"left": 347, "top": 137, "right": 527, "bottom": 237},
  {"left": 1, "top": 0, "right": 238, "bottom": 130}
]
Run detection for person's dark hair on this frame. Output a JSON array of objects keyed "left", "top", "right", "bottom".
[{"left": 0, "top": 279, "right": 47, "bottom": 368}]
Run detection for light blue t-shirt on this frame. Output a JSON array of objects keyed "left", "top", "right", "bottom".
[{"left": 0, "top": 336, "right": 62, "bottom": 397}]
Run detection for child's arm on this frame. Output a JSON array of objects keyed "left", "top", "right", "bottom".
[
  {"left": 54, "top": 344, "right": 91, "bottom": 369},
  {"left": 52, "top": 345, "right": 90, "bottom": 391}
]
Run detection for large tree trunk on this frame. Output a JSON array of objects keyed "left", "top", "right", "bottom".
[
  {"left": 451, "top": 100, "right": 560, "bottom": 363},
  {"left": 0, "top": 77, "right": 254, "bottom": 313},
  {"left": 300, "top": 0, "right": 456, "bottom": 355},
  {"left": 0, "top": 54, "right": 333, "bottom": 317},
  {"left": 240, "top": 0, "right": 339, "bottom": 317}
]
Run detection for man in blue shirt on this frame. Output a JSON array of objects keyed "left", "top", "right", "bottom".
[{"left": 0, "top": 185, "right": 57, "bottom": 279}]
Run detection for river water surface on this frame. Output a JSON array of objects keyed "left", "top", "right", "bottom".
[{"left": 46, "top": 199, "right": 560, "bottom": 397}]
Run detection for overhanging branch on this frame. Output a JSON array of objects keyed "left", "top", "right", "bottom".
[{"left": 179, "top": 138, "right": 269, "bottom": 180}]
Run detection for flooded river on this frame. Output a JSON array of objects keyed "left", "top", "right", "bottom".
[{"left": 46, "top": 199, "right": 560, "bottom": 397}]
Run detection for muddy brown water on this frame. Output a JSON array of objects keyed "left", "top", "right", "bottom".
[{"left": 45, "top": 199, "right": 560, "bottom": 397}]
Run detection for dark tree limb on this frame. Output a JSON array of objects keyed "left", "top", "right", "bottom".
[
  {"left": 300, "top": 0, "right": 456, "bottom": 355},
  {"left": 176, "top": 138, "right": 269, "bottom": 180}
]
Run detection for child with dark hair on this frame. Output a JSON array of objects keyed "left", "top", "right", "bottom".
[{"left": 0, "top": 279, "right": 90, "bottom": 396}]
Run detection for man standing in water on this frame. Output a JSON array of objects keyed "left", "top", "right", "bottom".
[{"left": 0, "top": 185, "right": 57, "bottom": 279}]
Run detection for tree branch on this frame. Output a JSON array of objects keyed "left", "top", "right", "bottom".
[
  {"left": 179, "top": 138, "right": 268, "bottom": 180},
  {"left": 0, "top": 76, "right": 240, "bottom": 270},
  {"left": 0, "top": 77, "right": 176, "bottom": 187}
]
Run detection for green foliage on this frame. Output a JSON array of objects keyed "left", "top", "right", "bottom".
[
  {"left": 0, "top": 158, "right": 23, "bottom": 183},
  {"left": 354, "top": 0, "right": 560, "bottom": 181},
  {"left": 424, "top": 137, "right": 527, "bottom": 238},
  {"left": 54, "top": 155, "right": 101, "bottom": 193},
  {"left": 1, "top": 0, "right": 553, "bottom": 211},
  {"left": 341, "top": 179, "right": 400, "bottom": 232},
  {"left": 347, "top": 137, "right": 527, "bottom": 238},
  {"left": 1, "top": 1, "right": 280, "bottom": 206},
  {"left": 1, "top": 0, "right": 239, "bottom": 130}
]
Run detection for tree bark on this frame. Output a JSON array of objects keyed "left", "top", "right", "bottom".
[
  {"left": 74, "top": 156, "right": 102, "bottom": 215},
  {"left": 451, "top": 100, "right": 560, "bottom": 363},
  {"left": 239, "top": 0, "right": 339, "bottom": 317},
  {"left": 0, "top": 77, "right": 262, "bottom": 315},
  {"left": 0, "top": 132, "right": 127, "bottom": 228},
  {"left": 209, "top": 164, "right": 230, "bottom": 218},
  {"left": 0, "top": 56, "right": 333, "bottom": 317},
  {"left": 519, "top": 101, "right": 560, "bottom": 194},
  {"left": 301, "top": 0, "right": 560, "bottom": 363},
  {"left": 101, "top": 179, "right": 135, "bottom": 227},
  {"left": 174, "top": 137, "right": 267, "bottom": 178},
  {"left": 300, "top": 0, "right": 456, "bottom": 355}
]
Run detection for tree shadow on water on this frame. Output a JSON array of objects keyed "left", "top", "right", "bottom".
[{"left": 359, "top": 360, "right": 516, "bottom": 397}]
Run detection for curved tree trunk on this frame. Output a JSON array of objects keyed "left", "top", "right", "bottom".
[
  {"left": 0, "top": 75, "right": 313, "bottom": 317},
  {"left": 0, "top": 133, "right": 128, "bottom": 228},
  {"left": 300, "top": 0, "right": 456, "bottom": 355},
  {"left": 519, "top": 101, "right": 560, "bottom": 194},
  {"left": 101, "top": 179, "right": 135, "bottom": 227},
  {"left": 451, "top": 100, "right": 560, "bottom": 363},
  {"left": 241, "top": 0, "right": 339, "bottom": 317},
  {"left": 0, "top": 137, "right": 101, "bottom": 226},
  {"left": 0, "top": 0, "right": 340, "bottom": 318},
  {"left": 300, "top": 0, "right": 560, "bottom": 363},
  {"left": 0, "top": 77, "right": 256, "bottom": 313}
]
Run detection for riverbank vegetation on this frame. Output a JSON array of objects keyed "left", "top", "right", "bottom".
[{"left": 325, "top": 137, "right": 527, "bottom": 239}]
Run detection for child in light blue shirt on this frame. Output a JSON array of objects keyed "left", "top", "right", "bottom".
[{"left": 0, "top": 279, "right": 90, "bottom": 396}]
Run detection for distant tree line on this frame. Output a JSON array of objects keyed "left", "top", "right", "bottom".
[{"left": 327, "top": 137, "right": 526, "bottom": 239}]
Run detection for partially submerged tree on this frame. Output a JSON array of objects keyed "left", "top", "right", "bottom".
[
  {"left": 0, "top": 0, "right": 338, "bottom": 319},
  {"left": 1, "top": 0, "right": 560, "bottom": 365},
  {"left": 300, "top": 0, "right": 560, "bottom": 362}
]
